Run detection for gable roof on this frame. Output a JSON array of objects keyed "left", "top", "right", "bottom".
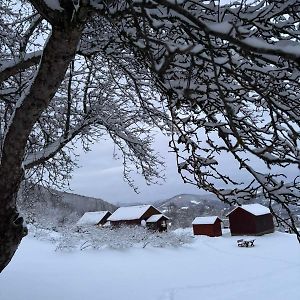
[
  {"left": 107, "top": 205, "right": 157, "bottom": 221},
  {"left": 146, "top": 214, "right": 169, "bottom": 223},
  {"left": 77, "top": 211, "right": 110, "bottom": 226},
  {"left": 227, "top": 204, "right": 270, "bottom": 217},
  {"left": 192, "top": 216, "right": 221, "bottom": 225}
]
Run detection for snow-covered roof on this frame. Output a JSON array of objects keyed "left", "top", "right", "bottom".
[
  {"left": 146, "top": 214, "right": 169, "bottom": 223},
  {"left": 192, "top": 216, "right": 221, "bottom": 225},
  {"left": 227, "top": 204, "right": 270, "bottom": 216},
  {"left": 77, "top": 211, "right": 110, "bottom": 226},
  {"left": 107, "top": 205, "right": 156, "bottom": 221}
]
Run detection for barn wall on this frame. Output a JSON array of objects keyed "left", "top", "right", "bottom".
[
  {"left": 147, "top": 218, "right": 168, "bottom": 232},
  {"left": 213, "top": 222, "right": 222, "bottom": 236},
  {"left": 255, "top": 214, "right": 274, "bottom": 235},
  {"left": 193, "top": 223, "right": 222, "bottom": 237},
  {"left": 140, "top": 206, "right": 162, "bottom": 221},
  {"left": 193, "top": 224, "right": 213, "bottom": 236},
  {"left": 110, "top": 219, "right": 141, "bottom": 227},
  {"left": 229, "top": 208, "right": 274, "bottom": 236},
  {"left": 147, "top": 223, "right": 158, "bottom": 230},
  {"left": 229, "top": 208, "right": 256, "bottom": 235}
]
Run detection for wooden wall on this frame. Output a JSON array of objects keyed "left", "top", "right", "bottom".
[
  {"left": 193, "top": 221, "right": 222, "bottom": 237},
  {"left": 229, "top": 208, "right": 274, "bottom": 235}
]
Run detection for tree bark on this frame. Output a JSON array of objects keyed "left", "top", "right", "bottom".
[
  {"left": 0, "top": 24, "right": 84, "bottom": 273},
  {"left": 0, "top": 198, "right": 27, "bottom": 273}
]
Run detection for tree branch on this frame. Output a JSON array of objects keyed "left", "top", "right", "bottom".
[{"left": 0, "top": 51, "right": 42, "bottom": 83}]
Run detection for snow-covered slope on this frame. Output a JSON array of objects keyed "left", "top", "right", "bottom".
[
  {"left": 156, "top": 193, "right": 220, "bottom": 207},
  {"left": 18, "top": 184, "right": 117, "bottom": 227},
  {"left": 156, "top": 194, "right": 229, "bottom": 228},
  {"left": 156, "top": 193, "right": 300, "bottom": 229},
  {"left": 1, "top": 231, "right": 299, "bottom": 300}
]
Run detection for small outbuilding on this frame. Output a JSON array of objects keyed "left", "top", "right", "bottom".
[
  {"left": 146, "top": 214, "right": 169, "bottom": 232},
  {"left": 192, "top": 216, "right": 222, "bottom": 237},
  {"left": 107, "top": 205, "right": 163, "bottom": 227},
  {"left": 227, "top": 204, "right": 274, "bottom": 236},
  {"left": 77, "top": 211, "right": 112, "bottom": 226}
]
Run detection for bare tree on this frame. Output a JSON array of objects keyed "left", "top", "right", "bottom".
[
  {"left": 1, "top": 0, "right": 300, "bottom": 272},
  {"left": 104, "top": 0, "right": 300, "bottom": 238},
  {"left": 0, "top": 0, "right": 168, "bottom": 272}
]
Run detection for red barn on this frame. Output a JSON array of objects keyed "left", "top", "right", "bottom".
[
  {"left": 227, "top": 204, "right": 274, "bottom": 236},
  {"left": 107, "top": 205, "right": 163, "bottom": 227},
  {"left": 146, "top": 214, "right": 169, "bottom": 232},
  {"left": 192, "top": 216, "right": 222, "bottom": 237}
]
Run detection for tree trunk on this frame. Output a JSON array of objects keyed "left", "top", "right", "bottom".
[
  {"left": 0, "top": 194, "right": 27, "bottom": 272},
  {"left": 0, "top": 22, "right": 84, "bottom": 272}
]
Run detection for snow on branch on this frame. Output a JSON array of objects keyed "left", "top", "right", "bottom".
[
  {"left": 1, "top": 0, "right": 299, "bottom": 240},
  {"left": 23, "top": 116, "right": 97, "bottom": 169},
  {"left": 101, "top": 0, "right": 300, "bottom": 239},
  {"left": 0, "top": 51, "right": 42, "bottom": 83}
]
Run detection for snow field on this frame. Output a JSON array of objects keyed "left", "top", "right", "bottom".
[{"left": 0, "top": 231, "right": 299, "bottom": 300}]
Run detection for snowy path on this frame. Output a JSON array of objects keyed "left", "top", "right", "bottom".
[{"left": 0, "top": 231, "right": 299, "bottom": 300}]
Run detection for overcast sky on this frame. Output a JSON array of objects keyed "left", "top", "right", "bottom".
[
  {"left": 69, "top": 130, "right": 299, "bottom": 206},
  {"left": 69, "top": 134, "right": 202, "bottom": 205}
]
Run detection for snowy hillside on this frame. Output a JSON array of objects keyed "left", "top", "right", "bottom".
[
  {"left": 156, "top": 193, "right": 220, "bottom": 207},
  {"left": 1, "top": 231, "right": 299, "bottom": 300},
  {"left": 155, "top": 193, "right": 300, "bottom": 229},
  {"left": 156, "top": 194, "right": 229, "bottom": 228},
  {"left": 18, "top": 184, "right": 117, "bottom": 228}
]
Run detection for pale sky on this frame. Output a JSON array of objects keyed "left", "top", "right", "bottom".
[
  {"left": 69, "top": 134, "right": 203, "bottom": 205},
  {"left": 69, "top": 131, "right": 299, "bottom": 205}
]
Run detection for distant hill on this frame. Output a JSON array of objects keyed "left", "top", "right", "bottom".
[
  {"left": 155, "top": 192, "right": 300, "bottom": 229},
  {"left": 18, "top": 186, "right": 299, "bottom": 230},
  {"left": 114, "top": 201, "right": 145, "bottom": 207},
  {"left": 18, "top": 184, "right": 117, "bottom": 228},
  {"left": 154, "top": 193, "right": 231, "bottom": 228},
  {"left": 56, "top": 190, "right": 117, "bottom": 215},
  {"left": 155, "top": 193, "right": 219, "bottom": 207}
]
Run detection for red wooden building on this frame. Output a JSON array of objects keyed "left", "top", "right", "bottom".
[
  {"left": 227, "top": 204, "right": 274, "bottom": 236},
  {"left": 192, "top": 216, "right": 222, "bottom": 237},
  {"left": 107, "top": 205, "right": 164, "bottom": 227},
  {"left": 77, "top": 211, "right": 112, "bottom": 226},
  {"left": 146, "top": 214, "right": 169, "bottom": 232}
]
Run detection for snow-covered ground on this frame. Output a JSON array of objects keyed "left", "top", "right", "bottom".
[{"left": 1, "top": 231, "right": 299, "bottom": 300}]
